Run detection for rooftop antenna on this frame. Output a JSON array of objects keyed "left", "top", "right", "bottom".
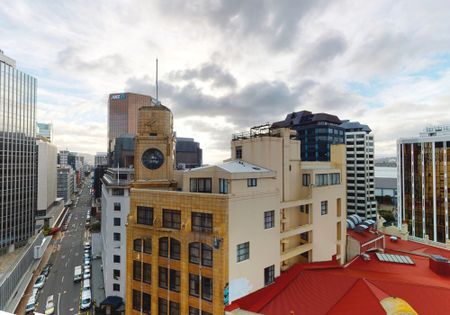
[{"left": 156, "top": 58, "right": 159, "bottom": 103}]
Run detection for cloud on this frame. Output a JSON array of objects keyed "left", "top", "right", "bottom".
[
  {"left": 297, "top": 32, "right": 347, "bottom": 73},
  {"left": 170, "top": 62, "right": 237, "bottom": 89}
]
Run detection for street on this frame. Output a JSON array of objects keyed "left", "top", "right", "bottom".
[{"left": 35, "top": 181, "right": 92, "bottom": 315}]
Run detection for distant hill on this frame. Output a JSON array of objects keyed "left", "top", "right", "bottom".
[{"left": 375, "top": 157, "right": 397, "bottom": 167}]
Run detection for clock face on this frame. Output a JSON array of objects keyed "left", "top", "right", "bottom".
[{"left": 141, "top": 148, "right": 164, "bottom": 170}]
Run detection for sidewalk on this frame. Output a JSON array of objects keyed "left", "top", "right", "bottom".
[{"left": 91, "top": 232, "right": 105, "bottom": 309}]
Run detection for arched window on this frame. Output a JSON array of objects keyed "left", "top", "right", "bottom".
[
  {"left": 159, "top": 237, "right": 180, "bottom": 260},
  {"left": 133, "top": 239, "right": 142, "bottom": 252},
  {"left": 189, "top": 242, "right": 213, "bottom": 267}
]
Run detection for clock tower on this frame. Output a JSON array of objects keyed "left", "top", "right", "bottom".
[{"left": 134, "top": 105, "right": 176, "bottom": 187}]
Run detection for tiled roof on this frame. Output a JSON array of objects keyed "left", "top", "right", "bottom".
[{"left": 226, "top": 239, "right": 450, "bottom": 315}]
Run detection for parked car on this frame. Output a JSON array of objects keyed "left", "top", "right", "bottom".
[
  {"left": 33, "top": 275, "right": 46, "bottom": 290},
  {"left": 80, "top": 290, "right": 92, "bottom": 311},
  {"left": 45, "top": 295, "right": 55, "bottom": 315},
  {"left": 25, "top": 296, "right": 36, "bottom": 314},
  {"left": 41, "top": 263, "right": 53, "bottom": 277},
  {"left": 83, "top": 270, "right": 91, "bottom": 280}
]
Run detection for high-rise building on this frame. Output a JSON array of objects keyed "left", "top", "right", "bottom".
[
  {"left": 95, "top": 152, "right": 108, "bottom": 167},
  {"left": 272, "top": 111, "right": 345, "bottom": 162},
  {"left": 101, "top": 168, "right": 134, "bottom": 300},
  {"left": 175, "top": 137, "right": 202, "bottom": 169},
  {"left": 125, "top": 106, "right": 346, "bottom": 314},
  {"left": 397, "top": 126, "right": 450, "bottom": 244},
  {"left": 112, "top": 134, "right": 135, "bottom": 168},
  {"left": 108, "top": 92, "right": 154, "bottom": 164},
  {"left": 58, "top": 149, "right": 69, "bottom": 166},
  {"left": 0, "top": 50, "right": 37, "bottom": 254},
  {"left": 57, "top": 166, "right": 74, "bottom": 203},
  {"left": 340, "top": 121, "right": 376, "bottom": 219},
  {"left": 36, "top": 122, "right": 53, "bottom": 142},
  {"left": 37, "top": 140, "right": 58, "bottom": 214}
]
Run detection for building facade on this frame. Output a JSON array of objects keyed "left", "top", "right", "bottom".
[
  {"left": 272, "top": 111, "right": 345, "bottom": 162},
  {"left": 0, "top": 50, "right": 37, "bottom": 254},
  {"left": 175, "top": 137, "right": 202, "bottom": 169},
  {"left": 57, "top": 166, "right": 74, "bottom": 203},
  {"left": 101, "top": 168, "right": 134, "bottom": 300},
  {"left": 37, "top": 140, "right": 57, "bottom": 214},
  {"left": 125, "top": 106, "right": 347, "bottom": 314},
  {"left": 95, "top": 152, "right": 108, "bottom": 167},
  {"left": 397, "top": 126, "right": 450, "bottom": 244},
  {"left": 341, "top": 121, "right": 376, "bottom": 219},
  {"left": 36, "top": 122, "right": 53, "bottom": 142},
  {"left": 108, "top": 92, "right": 154, "bottom": 164}
]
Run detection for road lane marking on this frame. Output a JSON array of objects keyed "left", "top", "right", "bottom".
[
  {"left": 57, "top": 292, "right": 61, "bottom": 315},
  {"left": 61, "top": 276, "right": 64, "bottom": 283},
  {"left": 66, "top": 262, "right": 68, "bottom": 267}
]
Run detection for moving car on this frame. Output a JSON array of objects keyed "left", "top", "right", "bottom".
[
  {"left": 45, "top": 295, "right": 55, "bottom": 315},
  {"left": 33, "top": 275, "right": 46, "bottom": 290},
  {"left": 80, "top": 290, "right": 92, "bottom": 311}
]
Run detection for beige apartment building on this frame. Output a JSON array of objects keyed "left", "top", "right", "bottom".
[{"left": 126, "top": 106, "right": 347, "bottom": 315}]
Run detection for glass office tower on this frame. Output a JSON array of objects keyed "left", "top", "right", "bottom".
[
  {"left": 398, "top": 126, "right": 450, "bottom": 244},
  {"left": 0, "top": 51, "right": 37, "bottom": 254}
]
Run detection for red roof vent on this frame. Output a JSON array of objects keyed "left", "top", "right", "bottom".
[{"left": 429, "top": 255, "right": 450, "bottom": 277}]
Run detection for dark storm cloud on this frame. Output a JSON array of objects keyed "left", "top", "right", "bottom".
[
  {"left": 170, "top": 63, "right": 237, "bottom": 89},
  {"left": 57, "top": 46, "right": 128, "bottom": 73},
  {"left": 298, "top": 33, "right": 348, "bottom": 72},
  {"left": 157, "top": 0, "right": 326, "bottom": 50},
  {"left": 125, "top": 75, "right": 317, "bottom": 128}
]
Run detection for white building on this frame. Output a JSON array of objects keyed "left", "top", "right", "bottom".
[
  {"left": 341, "top": 121, "right": 376, "bottom": 220},
  {"left": 37, "top": 140, "right": 57, "bottom": 213},
  {"left": 101, "top": 168, "right": 134, "bottom": 300}
]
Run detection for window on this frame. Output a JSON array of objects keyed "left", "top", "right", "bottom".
[
  {"left": 143, "top": 293, "right": 151, "bottom": 314},
  {"left": 170, "top": 301, "right": 180, "bottom": 315},
  {"left": 133, "top": 290, "right": 141, "bottom": 311},
  {"left": 264, "top": 265, "right": 275, "bottom": 285},
  {"left": 133, "top": 239, "right": 142, "bottom": 252},
  {"left": 264, "top": 210, "right": 275, "bottom": 229},
  {"left": 144, "top": 238, "right": 152, "bottom": 254},
  {"left": 237, "top": 242, "right": 250, "bottom": 262},
  {"left": 133, "top": 261, "right": 141, "bottom": 281},
  {"left": 137, "top": 206, "right": 154, "bottom": 225},
  {"left": 158, "top": 267, "right": 168, "bottom": 289},
  {"left": 113, "top": 255, "right": 120, "bottom": 263},
  {"left": 113, "top": 283, "right": 120, "bottom": 291},
  {"left": 315, "top": 174, "right": 328, "bottom": 186},
  {"left": 236, "top": 146, "right": 242, "bottom": 159},
  {"left": 113, "top": 269, "right": 120, "bottom": 279},
  {"left": 189, "top": 274, "right": 199, "bottom": 296},
  {"left": 189, "top": 242, "right": 213, "bottom": 267},
  {"left": 143, "top": 263, "right": 151, "bottom": 284},
  {"left": 112, "top": 188, "right": 124, "bottom": 196},
  {"left": 247, "top": 178, "right": 257, "bottom": 187},
  {"left": 202, "top": 277, "right": 213, "bottom": 301},
  {"left": 219, "top": 178, "right": 229, "bottom": 194},
  {"left": 189, "top": 307, "right": 212, "bottom": 315},
  {"left": 321, "top": 201, "right": 328, "bottom": 215},
  {"left": 329, "top": 173, "right": 340, "bottom": 185},
  {"left": 191, "top": 212, "right": 213, "bottom": 233},
  {"left": 113, "top": 217, "right": 121, "bottom": 226},
  {"left": 302, "top": 174, "right": 310, "bottom": 186},
  {"left": 189, "top": 274, "right": 213, "bottom": 301},
  {"left": 158, "top": 298, "right": 167, "bottom": 315},
  {"left": 163, "top": 209, "right": 181, "bottom": 229},
  {"left": 170, "top": 269, "right": 181, "bottom": 292},
  {"left": 113, "top": 232, "right": 121, "bottom": 241},
  {"left": 160, "top": 237, "right": 181, "bottom": 260},
  {"left": 114, "top": 202, "right": 121, "bottom": 211},
  {"left": 190, "top": 178, "right": 212, "bottom": 193}
]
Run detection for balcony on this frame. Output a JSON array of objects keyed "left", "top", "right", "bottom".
[{"left": 280, "top": 242, "right": 313, "bottom": 261}]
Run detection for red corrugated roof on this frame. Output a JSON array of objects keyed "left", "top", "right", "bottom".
[
  {"left": 347, "top": 229, "right": 384, "bottom": 245},
  {"left": 226, "top": 245, "right": 450, "bottom": 315}
]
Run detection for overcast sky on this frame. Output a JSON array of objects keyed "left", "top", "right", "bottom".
[{"left": 2, "top": 0, "right": 450, "bottom": 164}]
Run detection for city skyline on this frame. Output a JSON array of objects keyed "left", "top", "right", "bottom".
[{"left": 2, "top": 1, "right": 450, "bottom": 164}]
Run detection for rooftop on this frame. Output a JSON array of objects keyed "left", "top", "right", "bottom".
[
  {"left": 189, "top": 160, "right": 274, "bottom": 175},
  {"left": 226, "top": 237, "right": 450, "bottom": 315}
]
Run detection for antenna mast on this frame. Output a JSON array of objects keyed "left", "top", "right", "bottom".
[{"left": 156, "top": 58, "right": 159, "bottom": 103}]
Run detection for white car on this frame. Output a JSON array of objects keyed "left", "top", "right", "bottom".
[
  {"left": 33, "top": 275, "right": 46, "bottom": 290},
  {"left": 80, "top": 290, "right": 91, "bottom": 311},
  {"left": 45, "top": 295, "right": 55, "bottom": 315},
  {"left": 25, "top": 296, "right": 36, "bottom": 313},
  {"left": 83, "top": 271, "right": 91, "bottom": 280}
]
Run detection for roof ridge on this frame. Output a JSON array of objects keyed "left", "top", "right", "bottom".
[
  {"left": 364, "top": 279, "right": 390, "bottom": 300},
  {"left": 323, "top": 277, "right": 360, "bottom": 315}
]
